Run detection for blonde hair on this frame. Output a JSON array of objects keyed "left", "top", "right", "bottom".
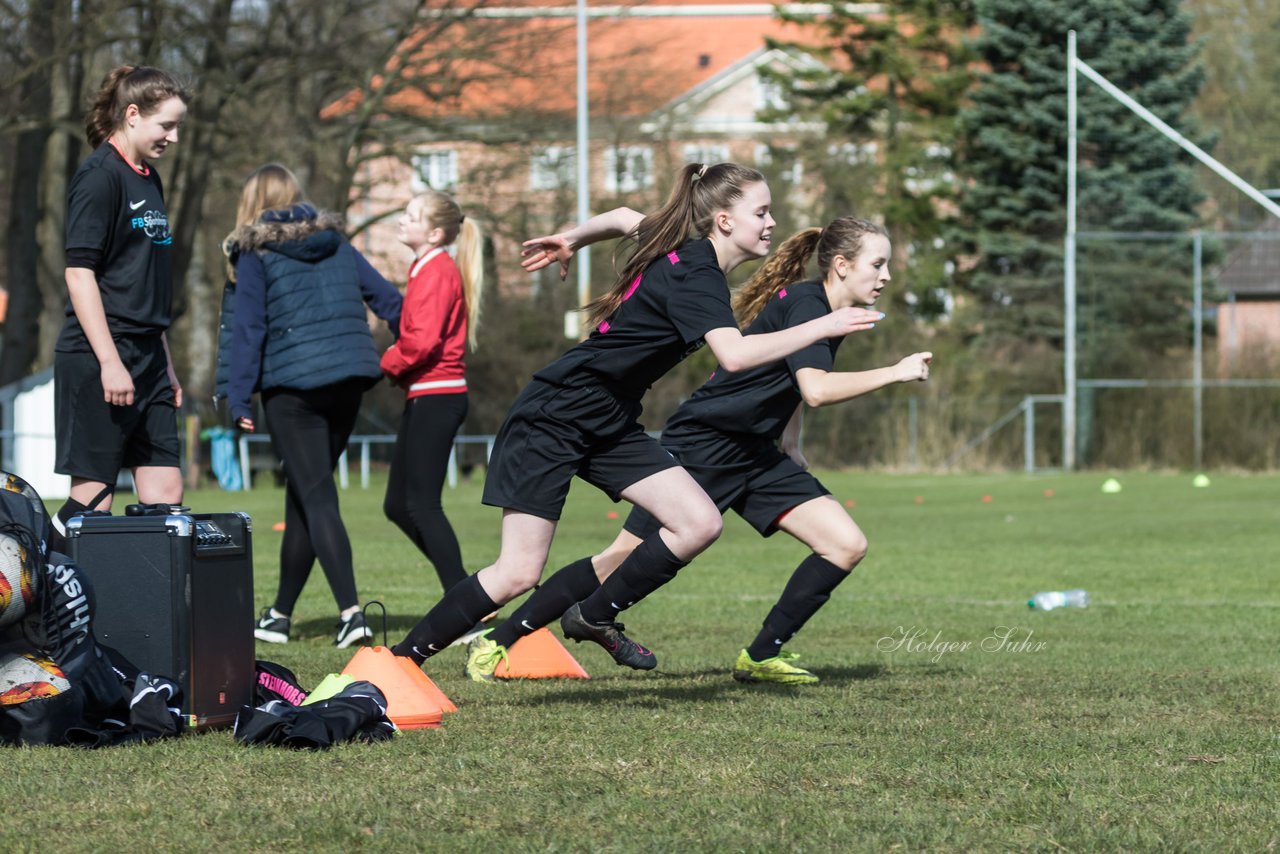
[
  {"left": 584, "top": 161, "right": 766, "bottom": 330},
  {"left": 221, "top": 163, "right": 305, "bottom": 279},
  {"left": 85, "top": 65, "right": 190, "bottom": 149},
  {"left": 410, "top": 190, "right": 485, "bottom": 349},
  {"left": 233, "top": 163, "right": 303, "bottom": 230},
  {"left": 733, "top": 217, "right": 888, "bottom": 325}
]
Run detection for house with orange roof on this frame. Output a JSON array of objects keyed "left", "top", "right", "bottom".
[{"left": 346, "top": 1, "right": 869, "bottom": 292}]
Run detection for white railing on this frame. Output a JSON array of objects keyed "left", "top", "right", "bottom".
[{"left": 237, "top": 433, "right": 496, "bottom": 491}]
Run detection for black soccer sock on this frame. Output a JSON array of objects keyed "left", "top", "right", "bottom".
[
  {"left": 53, "top": 498, "right": 87, "bottom": 534},
  {"left": 578, "top": 535, "right": 687, "bottom": 625},
  {"left": 392, "top": 574, "right": 499, "bottom": 665},
  {"left": 491, "top": 556, "right": 601, "bottom": 648},
  {"left": 747, "top": 554, "right": 849, "bottom": 661},
  {"left": 50, "top": 498, "right": 94, "bottom": 554}
]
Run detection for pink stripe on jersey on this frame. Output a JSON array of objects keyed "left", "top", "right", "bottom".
[
  {"left": 779, "top": 288, "right": 788, "bottom": 299},
  {"left": 598, "top": 320, "right": 611, "bottom": 334},
  {"left": 667, "top": 251, "right": 680, "bottom": 264},
  {"left": 622, "top": 274, "right": 642, "bottom": 301}
]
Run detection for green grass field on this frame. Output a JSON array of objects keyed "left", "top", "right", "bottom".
[{"left": 5, "top": 471, "right": 1278, "bottom": 852}]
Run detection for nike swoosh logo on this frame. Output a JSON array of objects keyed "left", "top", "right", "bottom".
[
  {"left": 129, "top": 199, "right": 146, "bottom": 210},
  {"left": 521, "top": 620, "right": 534, "bottom": 631}
]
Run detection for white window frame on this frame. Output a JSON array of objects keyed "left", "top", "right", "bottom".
[
  {"left": 410, "top": 149, "right": 458, "bottom": 192},
  {"left": 753, "top": 144, "right": 803, "bottom": 186},
  {"left": 681, "top": 143, "right": 730, "bottom": 167},
  {"left": 529, "top": 146, "right": 577, "bottom": 191},
  {"left": 604, "top": 145, "right": 654, "bottom": 194},
  {"left": 755, "top": 74, "right": 789, "bottom": 113}
]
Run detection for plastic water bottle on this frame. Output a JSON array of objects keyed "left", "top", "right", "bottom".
[{"left": 1027, "top": 589, "right": 1090, "bottom": 611}]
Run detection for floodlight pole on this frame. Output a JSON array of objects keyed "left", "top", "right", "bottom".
[
  {"left": 575, "top": 0, "right": 591, "bottom": 330},
  {"left": 1064, "top": 30, "right": 1078, "bottom": 471},
  {"left": 1193, "top": 230, "right": 1203, "bottom": 469}
]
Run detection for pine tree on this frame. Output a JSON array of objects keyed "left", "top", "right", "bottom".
[
  {"left": 958, "top": 0, "right": 1209, "bottom": 380},
  {"left": 764, "top": 0, "right": 975, "bottom": 320}
]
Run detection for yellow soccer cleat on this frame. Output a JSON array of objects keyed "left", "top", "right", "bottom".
[{"left": 732, "top": 649, "right": 819, "bottom": 685}]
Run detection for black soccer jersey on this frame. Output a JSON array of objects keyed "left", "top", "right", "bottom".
[
  {"left": 533, "top": 238, "right": 736, "bottom": 399},
  {"left": 665, "top": 280, "right": 840, "bottom": 440},
  {"left": 58, "top": 142, "right": 173, "bottom": 351}
]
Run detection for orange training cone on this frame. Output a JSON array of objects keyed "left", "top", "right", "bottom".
[
  {"left": 340, "top": 646, "right": 444, "bottom": 729},
  {"left": 395, "top": 654, "right": 457, "bottom": 713},
  {"left": 494, "top": 627, "right": 589, "bottom": 680}
]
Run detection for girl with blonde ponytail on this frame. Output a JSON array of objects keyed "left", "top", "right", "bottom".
[
  {"left": 390, "top": 163, "right": 881, "bottom": 682},
  {"left": 491, "top": 216, "right": 934, "bottom": 684},
  {"left": 381, "top": 190, "right": 486, "bottom": 608}
]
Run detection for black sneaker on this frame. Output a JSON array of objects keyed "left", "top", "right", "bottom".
[
  {"left": 254, "top": 607, "right": 290, "bottom": 644},
  {"left": 560, "top": 603, "right": 657, "bottom": 670},
  {"left": 335, "top": 611, "right": 373, "bottom": 649}
]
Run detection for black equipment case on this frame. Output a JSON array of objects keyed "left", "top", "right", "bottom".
[{"left": 65, "top": 509, "right": 254, "bottom": 730}]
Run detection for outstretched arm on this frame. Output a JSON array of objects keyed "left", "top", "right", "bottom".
[
  {"left": 795, "top": 352, "right": 933, "bottom": 408},
  {"left": 702, "top": 307, "right": 883, "bottom": 374},
  {"left": 520, "top": 207, "right": 646, "bottom": 280}
]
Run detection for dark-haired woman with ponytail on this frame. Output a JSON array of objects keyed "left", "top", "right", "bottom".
[
  {"left": 471, "top": 217, "right": 931, "bottom": 684},
  {"left": 52, "top": 66, "right": 190, "bottom": 547},
  {"left": 389, "top": 163, "right": 880, "bottom": 676}
]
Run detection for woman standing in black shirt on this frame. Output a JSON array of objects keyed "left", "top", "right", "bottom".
[
  {"left": 52, "top": 66, "right": 190, "bottom": 546},
  {"left": 388, "top": 162, "right": 880, "bottom": 675}
]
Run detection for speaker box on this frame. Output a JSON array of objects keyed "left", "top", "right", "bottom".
[{"left": 65, "top": 511, "right": 254, "bottom": 729}]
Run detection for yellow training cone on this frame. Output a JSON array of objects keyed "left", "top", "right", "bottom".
[{"left": 1101, "top": 478, "right": 1122, "bottom": 494}]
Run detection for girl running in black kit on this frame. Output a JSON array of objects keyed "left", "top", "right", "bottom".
[
  {"left": 381, "top": 190, "right": 484, "bottom": 614},
  {"left": 389, "top": 163, "right": 881, "bottom": 672},
  {"left": 52, "top": 66, "right": 190, "bottom": 548},
  {"left": 469, "top": 217, "right": 930, "bottom": 683}
]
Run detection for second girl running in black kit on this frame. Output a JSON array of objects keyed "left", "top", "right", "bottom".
[
  {"left": 470, "top": 218, "right": 931, "bottom": 682},
  {"left": 387, "top": 162, "right": 880, "bottom": 671}
]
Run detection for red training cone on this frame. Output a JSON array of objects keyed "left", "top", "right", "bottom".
[
  {"left": 494, "top": 628, "right": 589, "bottom": 680},
  {"left": 340, "top": 646, "right": 445, "bottom": 729}
]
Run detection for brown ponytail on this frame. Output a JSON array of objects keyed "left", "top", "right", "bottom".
[
  {"left": 733, "top": 227, "right": 822, "bottom": 326},
  {"left": 733, "top": 217, "right": 888, "bottom": 326},
  {"left": 584, "top": 161, "right": 766, "bottom": 330},
  {"left": 85, "top": 65, "right": 191, "bottom": 148}
]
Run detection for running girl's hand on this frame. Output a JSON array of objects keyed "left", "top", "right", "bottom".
[
  {"left": 895, "top": 352, "right": 933, "bottom": 383},
  {"left": 167, "top": 368, "right": 183, "bottom": 408},
  {"left": 100, "top": 359, "right": 135, "bottom": 407},
  {"left": 783, "top": 442, "right": 809, "bottom": 470},
  {"left": 520, "top": 234, "right": 574, "bottom": 280},
  {"left": 826, "top": 306, "right": 884, "bottom": 337},
  {"left": 236, "top": 417, "right": 255, "bottom": 434}
]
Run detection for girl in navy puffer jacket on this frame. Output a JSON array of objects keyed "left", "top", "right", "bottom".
[{"left": 218, "top": 164, "right": 401, "bottom": 649}]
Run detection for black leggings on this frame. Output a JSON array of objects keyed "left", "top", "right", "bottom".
[
  {"left": 384, "top": 392, "right": 468, "bottom": 594},
  {"left": 263, "top": 379, "right": 366, "bottom": 614}
]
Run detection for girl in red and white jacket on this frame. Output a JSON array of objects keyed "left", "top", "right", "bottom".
[{"left": 381, "top": 190, "right": 484, "bottom": 606}]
